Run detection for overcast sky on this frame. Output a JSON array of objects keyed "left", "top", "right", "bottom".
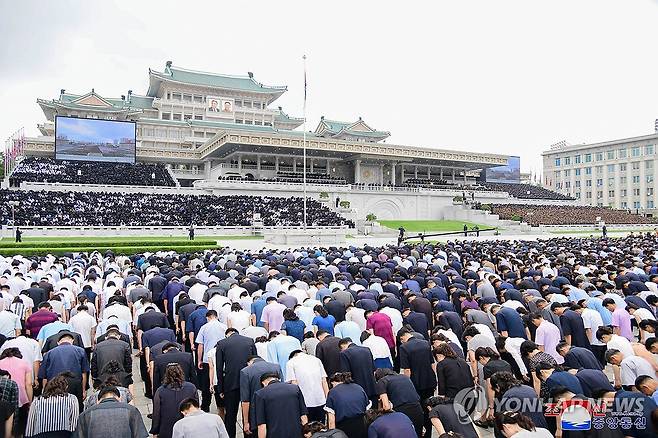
[{"left": 2, "top": 0, "right": 658, "bottom": 173}]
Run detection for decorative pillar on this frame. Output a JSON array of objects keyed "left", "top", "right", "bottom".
[
  {"left": 463, "top": 169, "right": 467, "bottom": 184},
  {"left": 391, "top": 163, "right": 397, "bottom": 186},
  {"left": 326, "top": 159, "right": 331, "bottom": 175},
  {"left": 310, "top": 159, "right": 314, "bottom": 173},
  {"left": 380, "top": 164, "right": 385, "bottom": 185},
  {"left": 237, "top": 155, "right": 242, "bottom": 171},
  {"left": 427, "top": 167, "right": 431, "bottom": 179},
  {"left": 355, "top": 160, "right": 361, "bottom": 183},
  {"left": 256, "top": 155, "right": 261, "bottom": 171},
  {"left": 275, "top": 156, "right": 279, "bottom": 172},
  {"left": 452, "top": 168, "right": 456, "bottom": 182},
  {"left": 414, "top": 166, "right": 418, "bottom": 178},
  {"left": 204, "top": 160, "right": 211, "bottom": 178},
  {"left": 293, "top": 160, "right": 297, "bottom": 172}
]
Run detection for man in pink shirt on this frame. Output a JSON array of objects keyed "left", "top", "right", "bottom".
[
  {"left": 531, "top": 313, "right": 564, "bottom": 364},
  {"left": 603, "top": 299, "right": 634, "bottom": 341},
  {"left": 260, "top": 296, "right": 286, "bottom": 333},
  {"left": 365, "top": 310, "right": 395, "bottom": 358}
]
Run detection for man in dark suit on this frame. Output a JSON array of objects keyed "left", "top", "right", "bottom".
[
  {"left": 91, "top": 329, "right": 132, "bottom": 380},
  {"left": 151, "top": 342, "right": 197, "bottom": 392},
  {"left": 25, "top": 282, "right": 48, "bottom": 311},
  {"left": 240, "top": 356, "right": 282, "bottom": 437},
  {"left": 314, "top": 330, "right": 341, "bottom": 377},
  {"left": 338, "top": 337, "right": 377, "bottom": 404},
  {"left": 42, "top": 330, "right": 84, "bottom": 354},
  {"left": 215, "top": 328, "right": 257, "bottom": 438}
]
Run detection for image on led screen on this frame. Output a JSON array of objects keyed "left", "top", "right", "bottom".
[
  {"left": 55, "top": 116, "right": 136, "bottom": 164},
  {"left": 485, "top": 155, "right": 520, "bottom": 184}
]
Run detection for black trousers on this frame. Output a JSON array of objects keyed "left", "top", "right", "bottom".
[
  {"left": 224, "top": 388, "right": 240, "bottom": 438},
  {"left": 396, "top": 402, "right": 424, "bottom": 438},
  {"left": 198, "top": 363, "right": 212, "bottom": 411},
  {"left": 307, "top": 405, "right": 326, "bottom": 423},
  {"left": 418, "top": 389, "right": 434, "bottom": 438},
  {"left": 139, "top": 354, "right": 152, "bottom": 398},
  {"left": 591, "top": 344, "right": 607, "bottom": 368}
]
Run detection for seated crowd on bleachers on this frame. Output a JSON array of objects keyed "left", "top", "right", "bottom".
[
  {"left": 492, "top": 204, "right": 656, "bottom": 226},
  {"left": 481, "top": 182, "right": 574, "bottom": 201},
  {"left": 0, "top": 190, "right": 354, "bottom": 228},
  {"left": 1, "top": 235, "right": 658, "bottom": 437},
  {"left": 9, "top": 157, "right": 177, "bottom": 187}
]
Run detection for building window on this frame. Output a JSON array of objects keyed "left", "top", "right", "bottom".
[
  {"left": 554, "top": 170, "right": 561, "bottom": 178},
  {"left": 621, "top": 201, "right": 627, "bottom": 208},
  {"left": 585, "top": 153, "right": 592, "bottom": 162},
  {"left": 646, "top": 161, "right": 654, "bottom": 169},
  {"left": 648, "top": 200, "right": 655, "bottom": 208},
  {"left": 620, "top": 177, "right": 627, "bottom": 185},
  {"left": 564, "top": 157, "right": 571, "bottom": 165},
  {"left": 161, "top": 112, "right": 171, "bottom": 120},
  {"left": 632, "top": 162, "right": 640, "bottom": 170},
  {"left": 632, "top": 147, "right": 641, "bottom": 157},
  {"left": 235, "top": 119, "right": 243, "bottom": 124},
  {"left": 586, "top": 180, "right": 592, "bottom": 187},
  {"left": 182, "top": 94, "right": 192, "bottom": 103},
  {"left": 646, "top": 145, "right": 654, "bottom": 155},
  {"left": 166, "top": 92, "right": 171, "bottom": 99},
  {"left": 564, "top": 169, "right": 571, "bottom": 177},
  {"left": 575, "top": 155, "right": 581, "bottom": 164},
  {"left": 620, "top": 163, "right": 627, "bottom": 172},
  {"left": 575, "top": 181, "right": 581, "bottom": 188},
  {"left": 171, "top": 93, "right": 181, "bottom": 101},
  {"left": 586, "top": 192, "right": 592, "bottom": 198},
  {"left": 596, "top": 152, "right": 603, "bottom": 161},
  {"left": 585, "top": 167, "right": 592, "bottom": 175},
  {"left": 621, "top": 189, "right": 627, "bottom": 196},
  {"left": 647, "top": 175, "right": 654, "bottom": 183},
  {"left": 194, "top": 115, "right": 203, "bottom": 120},
  {"left": 648, "top": 188, "right": 654, "bottom": 196},
  {"left": 575, "top": 169, "right": 581, "bottom": 176},
  {"left": 634, "top": 188, "right": 641, "bottom": 196},
  {"left": 172, "top": 113, "right": 182, "bottom": 121},
  {"left": 264, "top": 122, "right": 272, "bottom": 126},
  {"left": 633, "top": 175, "right": 640, "bottom": 184},
  {"left": 244, "top": 120, "right": 253, "bottom": 124},
  {"left": 633, "top": 201, "right": 641, "bottom": 209},
  {"left": 243, "top": 101, "right": 252, "bottom": 108},
  {"left": 596, "top": 178, "right": 603, "bottom": 187},
  {"left": 608, "top": 177, "right": 615, "bottom": 187},
  {"left": 595, "top": 166, "right": 603, "bottom": 173},
  {"left": 607, "top": 150, "right": 615, "bottom": 160},
  {"left": 555, "top": 158, "right": 561, "bottom": 166},
  {"left": 597, "top": 191, "right": 603, "bottom": 198},
  {"left": 619, "top": 148, "right": 627, "bottom": 158},
  {"left": 565, "top": 181, "right": 571, "bottom": 188},
  {"left": 608, "top": 190, "right": 615, "bottom": 197},
  {"left": 607, "top": 164, "right": 615, "bottom": 173},
  {"left": 576, "top": 192, "right": 581, "bottom": 199},
  {"left": 254, "top": 120, "right": 262, "bottom": 125},
  {"left": 183, "top": 114, "right": 192, "bottom": 120}
]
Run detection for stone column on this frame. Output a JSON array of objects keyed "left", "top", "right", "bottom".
[
  {"left": 204, "top": 160, "right": 211, "bottom": 178},
  {"left": 275, "top": 156, "right": 279, "bottom": 172},
  {"left": 354, "top": 160, "right": 361, "bottom": 183},
  {"left": 452, "top": 168, "right": 456, "bottom": 182},
  {"left": 380, "top": 164, "right": 385, "bottom": 185},
  {"left": 391, "top": 163, "right": 397, "bottom": 186},
  {"left": 310, "top": 159, "right": 314, "bottom": 173},
  {"left": 427, "top": 167, "right": 431, "bottom": 179},
  {"left": 293, "top": 160, "right": 297, "bottom": 172},
  {"left": 237, "top": 155, "right": 242, "bottom": 171},
  {"left": 414, "top": 166, "right": 418, "bottom": 178},
  {"left": 440, "top": 167, "right": 444, "bottom": 180},
  {"left": 256, "top": 155, "right": 261, "bottom": 171}
]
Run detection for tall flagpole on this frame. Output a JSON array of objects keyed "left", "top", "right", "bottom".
[{"left": 302, "top": 54, "right": 308, "bottom": 229}]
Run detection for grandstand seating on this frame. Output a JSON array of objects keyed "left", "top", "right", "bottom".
[
  {"left": 482, "top": 182, "right": 574, "bottom": 200},
  {"left": 0, "top": 189, "right": 353, "bottom": 228},
  {"left": 9, "top": 157, "right": 176, "bottom": 187},
  {"left": 491, "top": 204, "right": 655, "bottom": 226}
]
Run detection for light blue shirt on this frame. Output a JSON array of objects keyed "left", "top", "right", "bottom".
[
  {"left": 266, "top": 335, "right": 301, "bottom": 381},
  {"left": 36, "top": 321, "right": 73, "bottom": 343},
  {"left": 334, "top": 321, "right": 362, "bottom": 345},
  {"left": 196, "top": 319, "right": 227, "bottom": 363},
  {"left": 566, "top": 287, "right": 589, "bottom": 303},
  {"left": 587, "top": 297, "right": 613, "bottom": 326}
]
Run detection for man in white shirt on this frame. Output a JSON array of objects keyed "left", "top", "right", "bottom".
[
  {"left": 69, "top": 304, "right": 97, "bottom": 355},
  {"left": 188, "top": 280, "right": 208, "bottom": 305},
  {"left": 380, "top": 306, "right": 403, "bottom": 336},
  {"left": 102, "top": 300, "right": 132, "bottom": 323},
  {"left": 606, "top": 349, "right": 657, "bottom": 389},
  {"left": 345, "top": 305, "right": 367, "bottom": 331},
  {"left": 0, "top": 306, "right": 22, "bottom": 339},
  {"left": 286, "top": 350, "right": 329, "bottom": 422}
]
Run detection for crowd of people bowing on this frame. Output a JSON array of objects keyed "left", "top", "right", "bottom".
[{"left": 0, "top": 235, "right": 657, "bottom": 437}]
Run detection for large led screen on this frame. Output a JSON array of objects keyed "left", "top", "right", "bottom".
[
  {"left": 55, "top": 116, "right": 136, "bottom": 164},
  {"left": 485, "top": 155, "right": 520, "bottom": 184}
]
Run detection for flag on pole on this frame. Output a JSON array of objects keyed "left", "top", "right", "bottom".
[{"left": 303, "top": 55, "right": 307, "bottom": 103}]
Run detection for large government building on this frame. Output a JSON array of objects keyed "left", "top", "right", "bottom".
[
  {"left": 542, "top": 133, "right": 658, "bottom": 213},
  {"left": 15, "top": 62, "right": 524, "bottom": 221}
]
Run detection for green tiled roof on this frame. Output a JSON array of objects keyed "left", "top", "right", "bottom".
[
  {"left": 152, "top": 65, "right": 287, "bottom": 94},
  {"left": 341, "top": 129, "right": 390, "bottom": 138},
  {"left": 322, "top": 119, "right": 351, "bottom": 133},
  {"left": 126, "top": 95, "right": 155, "bottom": 109},
  {"left": 48, "top": 91, "right": 153, "bottom": 111},
  {"left": 275, "top": 109, "right": 303, "bottom": 123},
  {"left": 317, "top": 118, "right": 390, "bottom": 139}
]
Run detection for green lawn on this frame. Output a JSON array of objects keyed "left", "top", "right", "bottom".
[{"left": 379, "top": 220, "right": 489, "bottom": 233}]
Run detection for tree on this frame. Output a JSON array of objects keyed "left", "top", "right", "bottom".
[{"left": 365, "top": 213, "right": 377, "bottom": 222}]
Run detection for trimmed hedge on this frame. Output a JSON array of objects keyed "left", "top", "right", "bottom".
[
  {"left": 0, "top": 244, "right": 220, "bottom": 257},
  {"left": 0, "top": 239, "right": 217, "bottom": 249}
]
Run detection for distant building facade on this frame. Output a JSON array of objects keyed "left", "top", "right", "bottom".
[{"left": 542, "top": 133, "right": 658, "bottom": 213}]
